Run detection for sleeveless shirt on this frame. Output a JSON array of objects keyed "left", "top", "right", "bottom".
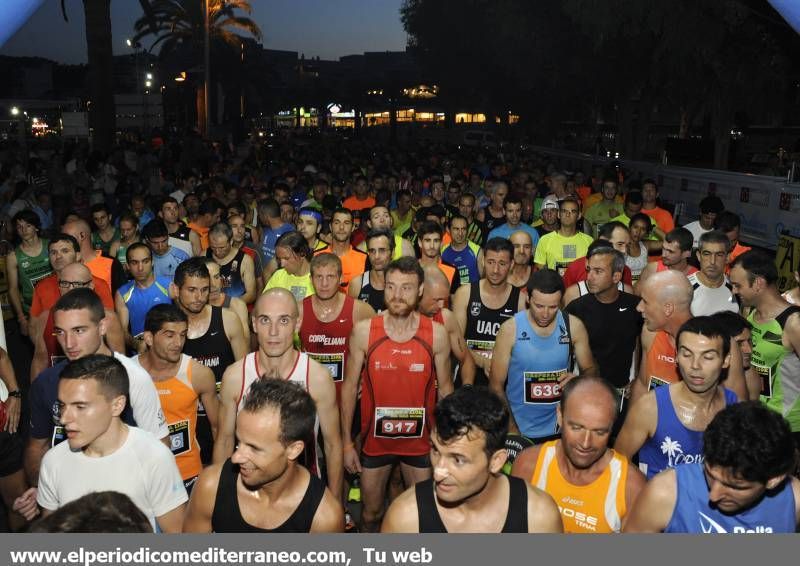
[
  {"left": 118, "top": 276, "right": 172, "bottom": 337},
  {"left": 134, "top": 354, "right": 201, "bottom": 480},
  {"left": 665, "top": 462, "right": 796, "bottom": 533},
  {"left": 506, "top": 310, "right": 571, "bottom": 440},
  {"left": 209, "top": 249, "right": 247, "bottom": 299},
  {"left": 211, "top": 459, "right": 325, "bottom": 533},
  {"left": 299, "top": 295, "right": 355, "bottom": 397},
  {"left": 357, "top": 271, "right": 384, "bottom": 313},
  {"left": 638, "top": 385, "right": 738, "bottom": 479},
  {"left": 464, "top": 282, "right": 520, "bottom": 386},
  {"left": 643, "top": 330, "right": 680, "bottom": 390},
  {"left": 532, "top": 441, "right": 629, "bottom": 533},
  {"left": 183, "top": 306, "right": 235, "bottom": 388},
  {"left": 361, "top": 315, "right": 436, "bottom": 457},
  {"left": 414, "top": 475, "right": 528, "bottom": 533}
]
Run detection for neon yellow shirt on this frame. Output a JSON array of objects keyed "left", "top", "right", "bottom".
[
  {"left": 533, "top": 231, "right": 594, "bottom": 276},
  {"left": 264, "top": 269, "right": 315, "bottom": 303}
]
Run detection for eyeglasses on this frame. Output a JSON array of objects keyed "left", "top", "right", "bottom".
[{"left": 58, "top": 280, "right": 92, "bottom": 289}]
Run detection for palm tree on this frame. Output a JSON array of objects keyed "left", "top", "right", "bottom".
[
  {"left": 131, "top": 0, "right": 262, "bottom": 135},
  {"left": 59, "top": 0, "right": 158, "bottom": 153}
]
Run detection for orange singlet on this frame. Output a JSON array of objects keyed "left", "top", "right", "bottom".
[
  {"left": 149, "top": 354, "right": 201, "bottom": 481},
  {"left": 643, "top": 330, "right": 680, "bottom": 390},
  {"left": 531, "top": 440, "right": 629, "bottom": 533}
]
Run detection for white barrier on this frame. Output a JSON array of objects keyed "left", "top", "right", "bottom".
[{"left": 531, "top": 146, "right": 800, "bottom": 250}]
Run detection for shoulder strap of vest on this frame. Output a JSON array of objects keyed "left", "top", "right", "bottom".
[
  {"left": 776, "top": 306, "right": 800, "bottom": 329},
  {"left": 561, "top": 310, "right": 575, "bottom": 370}
]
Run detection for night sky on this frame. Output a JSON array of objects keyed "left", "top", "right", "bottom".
[{"left": 1, "top": 0, "right": 408, "bottom": 63}]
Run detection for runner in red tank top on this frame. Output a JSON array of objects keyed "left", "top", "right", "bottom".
[
  {"left": 299, "top": 254, "right": 376, "bottom": 399},
  {"left": 341, "top": 257, "right": 453, "bottom": 532}
]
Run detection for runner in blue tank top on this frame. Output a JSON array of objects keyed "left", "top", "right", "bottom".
[
  {"left": 615, "top": 316, "right": 739, "bottom": 479},
  {"left": 490, "top": 269, "right": 598, "bottom": 441},
  {"left": 624, "top": 402, "right": 800, "bottom": 533}
]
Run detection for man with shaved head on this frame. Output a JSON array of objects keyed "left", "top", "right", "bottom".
[
  {"left": 418, "top": 266, "right": 476, "bottom": 387},
  {"left": 507, "top": 231, "right": 534, "bottom": 289},
  {"left": 629, "top": 270, "right": 695, "bottom": 402},
  {"left": 62, "top": 219, "right": 126, "bottom": 294},
  {"left": 215, "top": 288, "right": 343, "bottom": 498},
  {"left": 512, "top": 377, "right": 645, "bottom": 533}
]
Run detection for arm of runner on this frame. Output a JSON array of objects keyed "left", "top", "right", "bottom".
[
  {"left": 723, "top": 337, "right": 748, "bottom": 401},
  {"left": 223, "top": 308, "right": 248, "bottom": 360},
  {"left": 566, "top": 314, "right": 599, "bottom": 381},
  {"left": 432, "top": 319, "right": 453, "bottom": 398},
  {"left": 0, "top": 347, "right": 20, "bottom": 433},
  {"left": 528, "top": 485, "right": 564, "bottom": 533},
  {"left": 347, "top": 274, "right": 363, "bottom": 299},
  {"left": 445, "top": 311, "right": 476, "bottom": 386},
  {"left": 623, "top": 463, "right": 648, "bottom": 523},
  {"left": 613, "top": 392, "right": 656, "bottom": 459},
  {"left": 309, "top": 488, "right": 346, "bottom": 533},
  {"left": 211, "top": 361, "right": 243, "bottom": 464},
  {"left": 193, "top": 361, "right": 220, "bottom": 440},
  {"left": 562, "top": 284, "right": 580, "bottom": 308},
  {"left": 341, "top": 320, "right": 368, "bottom": 474},
  {"left": 6, "top": 252, "right": 27, "bottom": 335},
  {"left": 30, "top": 312, "right": 49, "bottom": 381},
  {"left": 308, "top": 359, "right": 344, "bottom": 499},
  {"left": 401, "top": 238, "right": 415, "bottom": 258},
  {"left": 189, "top": 230, "right": 202, "bottom": 257},
  {"left": 489, "top": 318, "right": 517, "bottom": 432},
  {"left": 380, "top": 487, "right": 420, "bottom": 533},
  {"left": 621, "top": 469, "right": 676, "bottom": 532},
  {"left": 228, "top": 297, "right": 251, "bottom": 342},
  {"left": 103, "top": 309, "right": 127, "bottom": 353},
  {"left": 353, "top": 298, "right": 377, "bottom": 322},
  {"left": 630, "top": 327, "right": 655, "bottom": 404},
  {"left": 181, "top": 464, "right": 221, "bottom": 532},
  {"left": 239, "top": 253, "right": 257, "bottom": 305},
  {"left": 477, "top": 248, "right": 485, "bottom": 279},
  {"left": 114, "top": 291, "right": 136, "bottom": 351}
]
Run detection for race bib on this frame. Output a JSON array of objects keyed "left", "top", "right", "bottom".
[
  {"left": 168, "top": 420, "right": 191, "bottom": 456},
  {"left": 374, "top": 407, "right": 425, "bottom": 439},
  {"left": 753, "top": 361, "right": 772, "bottom": 399},
  {"left": 308, "top": 352, "right": 344, "bottom": 382},
  {"left": 524, "top": 369, "right": 565, "bottom": 404},
  {"left": 466, "top": 339, "right": 495, "bottom": 359},
  {"left": 648, "top": 376, "right": 670, "bottom": 391}
]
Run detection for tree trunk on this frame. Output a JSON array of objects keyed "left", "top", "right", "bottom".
[
  {"left": 196, "top": 85, "right": 206, "bottom": 135},
  {"left": 83, "top": 0, "right": 115, "bottom": 153}
]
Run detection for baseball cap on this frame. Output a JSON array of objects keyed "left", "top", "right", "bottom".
[{"left": 541, "top": 195, "right": 559, "bottom": 212}]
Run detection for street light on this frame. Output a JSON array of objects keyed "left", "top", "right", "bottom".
[{"left": 10, "top": 106, "right": 19, "bottom": 116}]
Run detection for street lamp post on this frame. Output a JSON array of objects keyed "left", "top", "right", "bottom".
[{"left": 204, "top": 0, "right": 211, "bottom": 138}]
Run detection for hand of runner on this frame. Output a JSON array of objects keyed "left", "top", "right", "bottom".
[
  {"left": 4, "top": 396, "right": 20, "bottom": 433},
  {"left": 13, "top": 487, "right": 40, "bottom": 521},
  {"left": 558, "top": 372, "right": 577, "bottom": 386},
  {"left": 343, "top": 444, "right": 362, "bottom": 474}
]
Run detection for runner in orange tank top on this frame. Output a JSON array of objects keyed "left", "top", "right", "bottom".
[
  {"left": 135, "top": 304, "right": 220, "bottom": 492},
  {"left": 630, "top": 270, "right": 694, "bottom": 403},
  {"left": 341, "top": 257, "right": 453, "bottom": 532},
  {"left": 512, "top": 377, "right": 645, "bottom": 533}
]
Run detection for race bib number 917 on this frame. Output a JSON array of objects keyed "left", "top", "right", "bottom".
[
  {"left": 374, "top": 407, "right": 425, "bottom": 439},
  {"left": 524, "top": 370, "right": 565, "bottom": 404}
]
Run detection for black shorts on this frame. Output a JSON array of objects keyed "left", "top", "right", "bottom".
[
  {"left": 0, "top": 432, "right": 23, "bottom": 477},
  {"left": 361, "top": 453, "right": 431, "bottom": 469}
]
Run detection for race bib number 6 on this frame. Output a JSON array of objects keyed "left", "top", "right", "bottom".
[
  {"left": 374, "top": 407, "right": 425, "bottom": 439},
  {"left": 524, "top": 370, "right": 565, "bottom": 404}
]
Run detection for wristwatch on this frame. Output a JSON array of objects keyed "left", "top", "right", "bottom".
[{"left": 6, "top": 390, "right": 21, "bottom": 399}]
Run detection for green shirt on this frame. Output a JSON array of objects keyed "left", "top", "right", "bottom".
[
  {"left": 533, "top": 231, "right": 594, "bottom": 276},
  {"left": 749, "top": 307, "right": 800, "bottom": 431},
  {"left": 15, "top": 239, "right": 52, "bottom": 315}
]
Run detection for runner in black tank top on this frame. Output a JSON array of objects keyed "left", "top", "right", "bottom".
[
  {"left": 184, "top": 305, "right": 235, "bottom": 463},
  {"left": 357, "top": 270, "right": 385, "bottom": 313},
  {"left": 464, "top": 282, "right": 521, "bottom": 386},
  {"left": 414, "top": 475, "right": 528, "bottom": 532},
  {"left": 211, "top": 459, "right": 325, "bottom": 532}
]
